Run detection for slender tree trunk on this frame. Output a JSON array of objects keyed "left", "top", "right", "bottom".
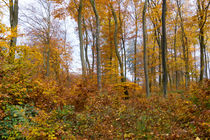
[
  {"left": 161, "top": 0, "right": 167, "bottom": 97},
  {"left": 108, "top": 14, "right": 113, "bottom": 81},
  {"left": 194, "top": 45, "right": 197, "bottom": 82},
  {"left": 204, "top": 45, "right": 208, "bottom": 79},
  {"left": 168, "top": 72, "right": 172, "bottom": 90},
  {"left": 134, "top": 8, "right": 138, "bottom": 85},
  {"left": 78, "top": 0, "right": 87, "bottom": 76},
  {"left": 9, "top": 0, "right": 19, "bottom": 63},
  {"left": 152, "top": 20, "right": 161, "bottom": 88},
  {"left": 90, "top": 23, "right": 95, "bottom": 74},
  {"left": 46, "top": 1, "right": 51, "bottom": 77},
  {"left": 122, "top": 28, "right": 126, "bottom": 80},
  {"left": 142, "top": 0, "right": 150, "bottom": 97},
  {"left": 176, "top": 0, "right": 189, "bottom": 87},
  {"left": 118, "top": 5, "right": 127, "bottom": 81},
  {"left": 149, "top": 1, "right": 162, "bottom": 88},
  {"left": 90, "top": 0, "right": 101, "bottom": 90},
  {"left": 199, "top": 28, "right": 205, "bottom": 81},
  {"left": 43, "top": 45, "right": 46, "bottom": 75},
  {"left": 174, "top": 13, "right": 178, "bottom": 89},
  {"left": 83, "top": 18, "right": 91, "bottom": 74},
  {"left": 63, "top": 22, "right": 71, "bottom": 86},
  {"left": 111, "top": 4, "right": 124, "bottom": 82},
  {"left": 196, "top": 0, "right": 209, "bottom": 81},
  {"left": 111, "top": 4, "right": 128, "bottom": 97},
  {"left": 123, "top": 40, "right": 127, "bottom": 81},
  {"left": 46, "top": 41, "right": 50, "bottom": 77},
  {"left": 151, "top": 42, "right": 156, "bottom": 88},
  {"left": 159, "top": 47, "right": 162, "bottom": 87},
  {"left": 204, "top": 45, "right": 209, "bottom": 79}
]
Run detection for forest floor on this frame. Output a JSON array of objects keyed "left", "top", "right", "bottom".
[{"left": 0, "top": 80, "right": 209, "bottom": 139}]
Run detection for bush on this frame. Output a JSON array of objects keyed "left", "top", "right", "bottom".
[{"left": 0, "top": 104, "right": 37, "bottom": 139}]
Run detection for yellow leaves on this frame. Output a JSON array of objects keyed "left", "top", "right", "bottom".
[
  {"left": 201, "top": 122, "right": 210, "bottom": 127},
  {"left": 43, "top": 91, "right": 51, "bottom": 95},
  {"left": 118, "top": 104, "right": 126, "bottom": 115},
  {"left": 20, "top": 108, "right": 24, "bottom": 113},
  {"left": 195, "top": 137, "right": 200, "bottom": 140},
  {"left": 18, "top": 102, "right": 23, "bottom": 105},
  {"left": 124, "top": 133, "right": 135, "bottom": 138},
  {"left": 48, "top": 133, "right": 57, "bottom": 140},
  {"left": 185, "top": 100, "right": 192, "bottom": 105},
  {"left": 0, "top": 23, "right": 7, "bottom": 34}
]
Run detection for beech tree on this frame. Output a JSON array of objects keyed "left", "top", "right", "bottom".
[
  {"left": 78, "top": 0, "right": 87, "bottom": 76},
  {"left": 161, "top": 0, "right": 167, "bottom": 97},
  {"left": 196, "top": 0, "right": 210, "bottom": 81},
  {"left": 22, "top": 0, "right": 71, "bottom": 80},
  {"left": 9, "top": 0, "right": 18, "bottom": 63},
  {"left": 90, "top": 0, "right": 101, "bottom": 90},
  {"left": 111, "top": 2, "right": 128, "bottom": 97},
  {"left": 142, "top": 0, "right": 150, "bottom": 97}
]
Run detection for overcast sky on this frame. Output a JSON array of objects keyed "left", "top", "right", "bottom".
[{"left": 1, "top": 0, "right": 82, "bottom": 73}]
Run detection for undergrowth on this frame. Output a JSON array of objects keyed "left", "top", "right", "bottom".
[{"left": 0, "top": 79, "right": 209, "bottom": 139}]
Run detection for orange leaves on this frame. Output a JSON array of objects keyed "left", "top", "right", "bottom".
[
  {"left": 1, "top": 76, "right": 209, "bottom": 139},
  {"left": 53, "top": 7, "right": 67, "bottom": 19}
]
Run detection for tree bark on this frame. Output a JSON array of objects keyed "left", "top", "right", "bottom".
[
  {"left": 9, "top": 0, "right": 19, "bottom": 63},
  {"left": 161, "top": 0, "right": 167, "bottom": 97},
  {"left": 142, "top": 0, "right": 150, "bottom": 97},
  {"left": 90, "top": 0, "right": 102, "bottom": 90},
  {"left": 174, "top": 12, "right": 178, "bottom": 89},
  {"left": 196, "top": 0, "right": 210, "bottom": 81},
  {"left": 176, "top": 0, "right": 189, "bottom": 88},
  {"left": 46, "top": 1, "right": 51, "bottom": 77},
  {"left": 90, "top": 22, "right": 95, "bottom": 74},
  {"left": 118, "top": 3, "right": 127, "bottom": 81},
  {"left": 78, "top": 0, "right": 87, "bottom": 76},
  {"left": 134, "top": 5, "right": 138, "bottom": 85},
  {"left": 151, "top": 20, "right": 161, "bottom": 88},
  {"left": 83, "top": 18, "right": 91, "bottom": 74},
  {"left": 108, "top": 14, "right": 113, "bottom": 81},
  {"left": 111, "top": 3, "right": 128, "bottom": 97}
]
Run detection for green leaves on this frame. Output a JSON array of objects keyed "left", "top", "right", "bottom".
[{"left": 0, "top": 104, "right": 37, "bottom": 139}]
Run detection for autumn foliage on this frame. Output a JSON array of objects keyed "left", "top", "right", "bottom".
[
  {"left": 0, "top": 0, "right": 209, "bottom": 139},
  {"left": 0, "top": 69, "right": 209, "bottom": 139}
]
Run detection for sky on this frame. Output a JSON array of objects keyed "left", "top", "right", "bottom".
[{"left": 1, "top": 0, "right": 82, "bottom": 73}]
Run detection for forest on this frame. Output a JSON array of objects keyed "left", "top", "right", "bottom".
[{"left": 0, "top": 0, "right": 209, "bottom": 139}]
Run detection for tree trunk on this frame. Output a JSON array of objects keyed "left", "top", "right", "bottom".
[
  {"left": 118, "top": 4, "right": 127, "bottom": 81},
  {"left": 161, "top": 0, "right": 167, "bottom": 97},
  {"left": 83, "top": 18, "right": 91, "bottom": 74},
  {"left": 142, "top": 0, "right": 150, "bottom": 97},
  {"left": 78, "top": 0, "right": 87, "bottom": 76},
  {"left": 9, "top": 0, "right": 19, "bottom": 63},
  {"left": 111, "top": 4, "right": 128, "bottom": 97},
  {"left": 196, "top": 0, "right": 210, "bottom": 81},
  {"left": 108, "top": 13, "right": 113, "bottom": 81},
  {"left": 194, "top": 45, "right": 197, "bottom": 82},
  {"left": 199, "top": 27, "right": 205, "bottom": 81},
  {"left": 90, "top": 0, "right": 102, "bottom": 90},
  {"left": 204, "top": 46, "right": 209, "bottom": 79},
  {"left": 90, "top": 23, "right": 95, "bottom": 74},
  {"left": 151, "top": 42, "right": 156, "bottom": 88},
  {"left": 174, "top": 13, "right": 178, "bottom": 89},
  {"left": 176, "top": 0, "right": 189, "bottom": 88},
  {"left": 46, "top": 42, "right": 50, "bottom": 77},
  {"left": 134, "top": 7, "right": 138, "bottom": 85},
  {"left": 47, "top": 2, "right": 51, "bottom": 77},
  {"left": 151, "top": 20, "right": 161, "bottom": 88}
]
